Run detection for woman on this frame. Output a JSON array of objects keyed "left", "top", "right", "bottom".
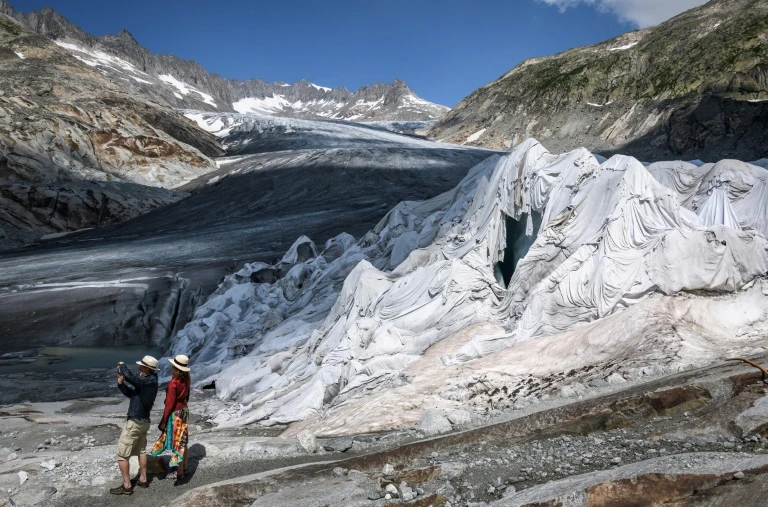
[{"left": 151, "top": 354, "right": 191, "bottom": 482}]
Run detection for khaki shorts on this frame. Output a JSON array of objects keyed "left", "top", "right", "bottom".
[{"left": 116, "top": 419, "right": 151, "bottom": 461}]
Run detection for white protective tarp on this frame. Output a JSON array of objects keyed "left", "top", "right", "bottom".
[{"left": 166, "top": 139, "right": 768, "bottom": 427}]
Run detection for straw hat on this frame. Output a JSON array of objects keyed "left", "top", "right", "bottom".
[
  {"left": 168, "top": 354, "right": 190, "bottom": 372},
  {"left": 136, "top": 355, "right": 158, "bottom": 371}
]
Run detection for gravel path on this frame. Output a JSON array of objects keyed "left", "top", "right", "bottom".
[{"left": 53, "top": 452, "right": 349, "bottom": 507}]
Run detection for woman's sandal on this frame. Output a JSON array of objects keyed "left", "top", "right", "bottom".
[{"left": 166, "top": 470, "right": 177, "bottom": 480}]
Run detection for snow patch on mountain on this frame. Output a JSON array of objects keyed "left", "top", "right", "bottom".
[
  {"left": 230, "top": 90, "right": 445, "bottom": 121},
  {"left": 403, "top": 93, "right": 449, "bottom": 110},
  {"left": 53, "top": 40, "right": 150, "bottom": 81},
  {"left": 233, "top": 96, "right": 291, "bottom": 115},
  {"left": 310, "top": 83, "right": 332, "bottom": 92},
  {"left": 158, "top": 74, "right": 217, "bottom": 107},
  {"left": 465, "top": 128, "right": 486, "bottom": 143},
  {"left": 130, "top": 75, "right": 153, "bottom": 85},
  {"left": 232, "top": 95, "right": 350, "bottom": 117},
  {"left": 229, "top": 80, "right": 449, "bottom": 121},
  {"left": 185, "top": 112, "right": 239, "bottom": 137},
  {"left": 609, "top": 41, "right": 639, "bottom": 51}
]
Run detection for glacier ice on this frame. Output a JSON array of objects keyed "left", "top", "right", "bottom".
[{"left": 165, "top": 138, "right": 768, "bottom": 427}]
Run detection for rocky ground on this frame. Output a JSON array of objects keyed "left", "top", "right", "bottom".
[{"left": 0, "top": 356, "right": 767, "bottom": 505}]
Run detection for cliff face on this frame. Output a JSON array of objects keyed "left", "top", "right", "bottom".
[
  {"left": 428, "top": 0, "right": 768, "bottom": 161},
  {"left": 0, "top": 11, "right": 223, "bottom": 249}
]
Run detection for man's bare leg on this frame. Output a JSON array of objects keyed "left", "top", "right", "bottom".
[
  {"left": 138, "top": 453, "right": 148, "bottom": 483},
  {"left": 118, "top": 459, "right": 131, "bottom": 489}
]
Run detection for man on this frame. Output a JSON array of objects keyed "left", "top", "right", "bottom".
[{"left": 110, "top": 355, "right": 159, "bottom": 495}]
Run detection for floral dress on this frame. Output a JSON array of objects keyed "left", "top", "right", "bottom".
[{"left": 150, "top": 378, "right": 189, "bottom": 467}]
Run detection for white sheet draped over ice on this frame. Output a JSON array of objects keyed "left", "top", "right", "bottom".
[{"left": 166, "top": 139, "right": 768, "bottom": 427}]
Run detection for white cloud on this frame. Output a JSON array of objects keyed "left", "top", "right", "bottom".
[{"left": 537, "top": 0, "right": 708, "bottom": 27}]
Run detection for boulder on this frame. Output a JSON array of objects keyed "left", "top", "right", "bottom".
[
  {"left": 734, "top": 397, "right": 768, "bottom": 437},
  {"left": 322, "top": 436, "right": 353, "bottom": 453},
  {"left": 446, "top": 410, "right": 472, "bottom": 427},
  {"left": 297, "top": 431, "right": 318, "bottom": 454},
  {"left": 417, "top": 410, "right": 453, "bottom": 436}
]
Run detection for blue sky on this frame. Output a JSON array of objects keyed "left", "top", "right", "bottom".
[{"left": 11, "top": 0, "right": 705, "bottom": 106}]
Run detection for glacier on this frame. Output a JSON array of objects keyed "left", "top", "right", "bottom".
[{"left": 164, "top": 138, "right": 768, "bottom": 432}]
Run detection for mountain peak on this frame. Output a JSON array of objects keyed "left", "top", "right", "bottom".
[
  {"left": 392, "top": 78, "right": 408, "bottom": 88},
  {"left": 8, "top": 2, "right": 449, "bottom": 121},
  {"left": 0, "top": 0, "right": 13, "bottom": 16},
  {"left": 117, "top": 28, "right": 136, "bottom": 40}
]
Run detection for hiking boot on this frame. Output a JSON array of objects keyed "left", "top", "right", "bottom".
[{"left": 109, "top": 484, "right": 133, "bottom": 495}]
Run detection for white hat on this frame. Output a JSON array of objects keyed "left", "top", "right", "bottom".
[
  {"left": 168, "top": 354, "right": 190, "bottom": 372},
  {"left": 136, "top": 355, "right": 158, "bottom": 371}
]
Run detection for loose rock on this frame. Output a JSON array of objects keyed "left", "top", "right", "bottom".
[
  {"left": 323, "top": 436, "right": 353, "bottom": 453},
  {"left": 417, "top": 410, "right": 453, "bottom": 436},
  {"left": 296, "top": 431, "right": 318, "bottom": 454}
]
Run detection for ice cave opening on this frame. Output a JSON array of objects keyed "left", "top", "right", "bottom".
[{"left": 494, "top": 211, "right": 542, "bottom": 288}]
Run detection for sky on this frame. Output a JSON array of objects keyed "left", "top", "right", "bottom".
[{"left": 11, "top": 0, "right": 707, "bottom": 107}]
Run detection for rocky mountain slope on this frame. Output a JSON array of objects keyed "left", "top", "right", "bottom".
[
  {"left": 0, "top": 10, "right": 224, "bottom": 250},
  {"left": 428, "top": 0, "right": 768, "bottom": 161},
  {"left": 1, "top": 1, "right": 448, "bottom": 121}
]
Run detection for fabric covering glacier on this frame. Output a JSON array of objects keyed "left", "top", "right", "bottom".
[{"left": 165, "top": 139, "right": 768, "bottom": 427}]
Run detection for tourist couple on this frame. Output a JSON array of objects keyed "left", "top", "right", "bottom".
[{"left": 109, "top": 354, "right": 192, "bottom": 495}]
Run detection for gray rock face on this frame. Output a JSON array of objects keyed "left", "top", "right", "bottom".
[
  {"left": 2, "top": 2, "right": 448, "bottom": 121},
  {"left": 0, "top": 11, "right": 225, "bottom": 250},
  {"left": 428, "top": 0, "right": 768, "bottom": 161},
  {"left": 0, "top": 182, "right": 183, "bottom": 250}
]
